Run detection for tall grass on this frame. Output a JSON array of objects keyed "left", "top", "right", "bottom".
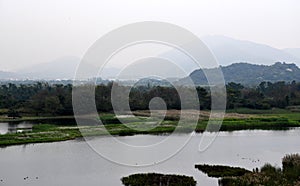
[
  {"left": 121, "top": 173, "right": 196, "bottom": 186},
  {"left": 217, "top": 154, "right": 300, "bottom": 186}
]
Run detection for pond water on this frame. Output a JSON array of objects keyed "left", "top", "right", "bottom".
[
  {"left": 0, "top": 122, "right": 33, "bottom": 134},
  {"left": 0, "top": 129, "right": 300, "bottom": 186},
  {"left": 0, "top": 118, "right": 76, "bottom": 134}
]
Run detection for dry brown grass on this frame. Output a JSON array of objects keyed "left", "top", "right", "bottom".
[{"left": 131, "top": 110, "right": 256, "bottom": 120}]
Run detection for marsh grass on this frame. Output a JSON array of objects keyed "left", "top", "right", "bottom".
[
  {"left": 195, "top": 164, "right": 251, "bottom": 178},
  {"left": 1, "top": 109, "right": 300, "bottom": 146},
  {"left": 201, "top": 154, "right": 300, "bottom": 186},
  {"left": 121, "top": 173, "right": 196, "bottom": 186}
]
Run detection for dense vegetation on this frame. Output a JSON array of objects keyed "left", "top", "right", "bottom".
[
  {"left": 197, "top": 154, "right": 300, "bottom": 186},
  {"left": 195, "top": 164, "right": 251, "bottom": 178},
  {"left": 0, "top": 82, "right": 73, "bottom": 116},
  {"left": 121, "top": 173, "right": 196, "bottom": 186},
  {"left": 1, "top": 110, "right": 300, "bottom": 146},
  {"left": 0, "top": 80, "right": 300, "bottom": 117}
]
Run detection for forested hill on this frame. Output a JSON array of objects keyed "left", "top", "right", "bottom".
[{"left": 178, "top": 62, "right": 300, "bottom": 86}]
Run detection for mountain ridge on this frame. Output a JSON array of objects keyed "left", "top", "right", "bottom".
[
  {"left": 201, "top": 35, "right": 300, "bottom": 66},
  {"left": 178, "top": 62, "right": 300, "bottom": 86}
]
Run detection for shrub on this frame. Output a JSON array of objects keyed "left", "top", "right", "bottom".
[
  {"left": 260, "top": 163, "right": 281, "bottom": 173},
  {"left": 121, "top": 173, "right": 196, "bottom": 186}
]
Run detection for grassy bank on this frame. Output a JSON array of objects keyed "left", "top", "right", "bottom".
[
  {"left": 0, "top": 124, "right": 81, "bottom": 146},
  {"left": 197, "top": 154, "right": 300, "bottom": 186},
  {"left": 0, "top": 109, "right": 300, "bottom": 147}
]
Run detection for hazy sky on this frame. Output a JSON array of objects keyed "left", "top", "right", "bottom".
[{"left": 0, "top": 0, "right": 299, "bottom": 71}]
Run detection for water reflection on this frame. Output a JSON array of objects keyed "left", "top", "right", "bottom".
[
  {"left": 0, "top": 122, "right": 33, "bottom": 134},
  {"left": 0, "top": 118, "right": 77, "bottom": 134}
]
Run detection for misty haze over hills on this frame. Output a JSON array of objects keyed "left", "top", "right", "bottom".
[
  {"left": 18, "top": 56, "right": 81, "bottom": 80},
  {"left": 0, "top": 35, "right": 299, "bottom": 82},
  {"left": 201, "top": 35, "right": 300, "bottom": 66},
  {"left": 0, "top": 56, "right": 119, "bottom": 80},
  {"left": 283, "top": 48, "right": 300, "bottom": 60}
]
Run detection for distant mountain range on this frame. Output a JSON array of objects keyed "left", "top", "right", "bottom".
[
  {"left": 0, "top": 56, "right": 119, "bottom": 80},
  {"left": 0, "top": 35, "right": 299, "bottom": 83},
  {"left": 0, "top": 71, "right": 20, "bottom": 80},
  {"left": 201, "top": 35, "right": 300, "bottom": 66},
  {"left": 178, "top": 62, "right": 300, "bottom": 86},
  {"left": 283, "top": 48, "right": 300, "bottom": 59},
  {"left": 18, "top": 56, "right": 81, "bottom": 80}
]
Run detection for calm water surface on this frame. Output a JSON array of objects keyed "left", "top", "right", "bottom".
[
  {"left": 0, "top": 122, "right": 33, "bottom": 134},
  {"left": 0, "top": 119, "right": 76, "bottom": 134},
  {"left": 0, "top": 129, "right": 300, "bottom": 186}
]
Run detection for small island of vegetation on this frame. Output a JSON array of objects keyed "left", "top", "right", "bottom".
[
  {"left": 121, "top": 173, "right": 196, "bottom": 186},
  {"left": 195, "top": 164, "right": 251, "bottom": 178},
  {"left": 196, "top": 154, "right": 300, "bottom": 186}
]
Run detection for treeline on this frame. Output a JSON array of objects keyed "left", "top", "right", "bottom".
[
  {"left": 0, "top": 81, "right": 300, "bottom": 116},
  {"left": 227, "top": 81, "right": 300, "bottom": 109},
  {"left": 0, "top": 83, "right": 73, "bottom": 116}
]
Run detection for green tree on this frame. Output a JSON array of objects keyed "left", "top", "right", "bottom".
[{"left": 44, "top": 96, "right": 63, "bottom": 115}]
